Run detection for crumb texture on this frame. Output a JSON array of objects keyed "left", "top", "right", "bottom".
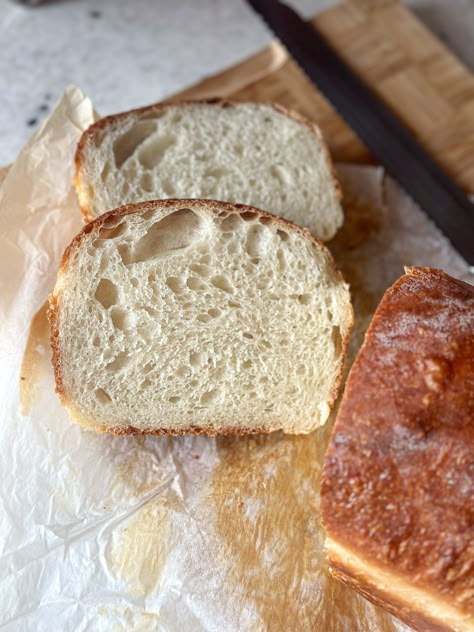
[
  {"left": 76, "top": 102, "right": 342, "bottom": 240},
  {"left": 51, "top": 200, "right": 352, "bottom": 435}
]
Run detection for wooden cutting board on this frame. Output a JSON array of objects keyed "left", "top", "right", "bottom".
[{"left": 170, "top": 0, "right": 474, "bottom": 193}]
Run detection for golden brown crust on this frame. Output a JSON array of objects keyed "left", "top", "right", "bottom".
[
  {"left": 74, "top": 98, "right": 343, "bottom": 223},
  {"left": 321, "top": 267, "right": 474, "bottom": 629},
  {"left": 49, "top": 198, "right": 352, "bottom": 437},
  {"left": 88, "top": 422, "right": 274, "bottom": 437}
]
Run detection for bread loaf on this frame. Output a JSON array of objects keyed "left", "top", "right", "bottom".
[
  {"left": 321, "top": 267, "right": 474, "bottom": 631},
  {"left": 74, "top": 100, "right": 343, "bottom": 241},
  {"left": 48, "top": 198, "right": 353, "bottom": 436}
]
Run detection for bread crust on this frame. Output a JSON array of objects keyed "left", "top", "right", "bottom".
[
  {"left": 327, "top": 540, "right": 471, "bottom": 632},
  {"left": 321, "top": 266, "right": 474, "bottom": 630},
  {"left": 48, "top": 198, "right": 353, "bottom": 436},
  {"left": 74, "top": 98, "right": 342, "bottom": 223}
]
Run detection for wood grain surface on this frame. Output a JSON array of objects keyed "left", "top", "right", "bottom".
[{"left": 171, "top": 0, "right": 474, "bottom": 193}]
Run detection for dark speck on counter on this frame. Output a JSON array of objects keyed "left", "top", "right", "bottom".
[
  {"left": 27, "top": 118, "right": 38, "bottom": 127},
  {"left": 89, "top": 9, "right": 102, "bottom": 19}
]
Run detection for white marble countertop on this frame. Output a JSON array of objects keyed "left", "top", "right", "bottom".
[{"left": 1, "top": 0, "right": 473, "bottom": 166}]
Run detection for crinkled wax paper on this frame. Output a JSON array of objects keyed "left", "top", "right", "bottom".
[{"left": 0, "top": 86, "right": 472, "bottom": 632}]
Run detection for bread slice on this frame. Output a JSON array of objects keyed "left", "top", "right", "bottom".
[
  {"left": 74, "top": 100, "right": 343, "bottom": 241},
  {"left": 48, "top": 199, "right": 352, "bottom": 436},
  {"left": 321, "top": 267, "right": 474, "bottom": 632}
]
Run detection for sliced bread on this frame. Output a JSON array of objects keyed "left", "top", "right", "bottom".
[
  {"left": 48, "top": 199, "right": 353, "bottom": 435},
  {"left": 74, "top": 100, "right": 343, "bottom": 241}
]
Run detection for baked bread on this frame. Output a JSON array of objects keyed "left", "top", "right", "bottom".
[
  {"left": 74, "top": 100, "right": 343, "bottom": 241},
  {"left": 321, "top": 267, "right": 474, "bottom": 631},
  {"left": 48, "top": 198, "right": 353, "bottom": 436}
]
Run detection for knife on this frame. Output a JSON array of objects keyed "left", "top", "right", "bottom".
[{"left": 246, "top": 0, "right": 474, "bottom": 265}]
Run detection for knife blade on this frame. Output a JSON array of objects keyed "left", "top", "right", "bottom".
[{"left": 246, "top": 0, "right": 474, "bottom": 264}]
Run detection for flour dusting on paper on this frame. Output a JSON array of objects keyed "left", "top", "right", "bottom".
[{"left": 1, "top": 86, "right": 473, "bottom": 631}]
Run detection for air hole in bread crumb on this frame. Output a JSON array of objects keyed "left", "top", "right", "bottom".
[
  {"left": 242, "top": 360, "right": 252, "bottom": 369},
  {"left": 211, "top": 275, "right": 233, "bottom": 294},
  {"left": 132, "top": 209, "right": 205, "bottom": 263},
  {"left": 95, "top": 278, "right": 118, "bottom": 309},
  {"left": 102, "top": 215, "right": 125, "bottom": 229},
  {"left": 220, "top": 214, "right": 242, "bottom": 232},
  {"left": 165, "top": 276, "right": 181, "bottom": 293},
  {"left": 298, "top": 294, "right": 311, "bottom": 305},
  {"left": 277, "top": 229, "right": 289, "bottom": 242},
  {"left": 141, "top": 378, "right": 151, "bottom": 389},
  {"left": 197, "top": 313, "right": 211, "bottom": 323},
  {"left": 201, "top": 389, "right": 219, "bottom": 405},
  {"left": 138, "top": 133, "right": 176, "bottom": 169},
  {"left": 258, "top": 216, "right": 272, "bottom": 225},
  {"left": 113, "top": 120, "right": 157, "bottom": 168},
  {"left": 111, "top": 307, "right": 135, "bottom": 331},
  {"left": 187, "top": 277, "right": 203, "bottom": 291},
  {"left": 246, "top": 224, "right": 267, "bottom": 258},
  {"left": 169, "top": 396, "right": 180, "bottom": 404},
  {"left": 140, "top": 172, "right": 154, "bottom": 193},
  {"left": 92, "top": 336, "right": 100, "bottom": 347},
  {"left": 243, "top": 332, "right": 253, "bottom": 340},
  {"left": 130, "top": 277, "right": 139, "bottom": 287},
  {"left": 189, "top": 352, "right": 203, "bottom": 367},
  {"left": 100, "top": 222, "right": 128, "bottom": 240},
  {"left": 241, "top": 211, "right": 258, "bottom": 222},
  {"left": 190, "top": 263, "right": 210, "bottom": 277},
  {"left": 118, "top": 243, "right": 132, "bottom": 266},
  {"left": 208, "top": 308, "right": 221, "bottom": 319},
  {"left": 106, "top": 352, "right": 131, "bottom": 372},
  {"left": 228, "top": 300, "right": 241, "bottom": 309},
  {"left": 95, "top": 388, "right": 112, "bottom": 404}
]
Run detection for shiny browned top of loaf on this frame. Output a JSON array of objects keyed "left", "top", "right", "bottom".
[{"left": 321, "top": 267, "right": 474, "bottom": 612}]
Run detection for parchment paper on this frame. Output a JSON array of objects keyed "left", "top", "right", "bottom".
[{"left": 0, "top": 86, "right": 472, "bottom": 632}]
